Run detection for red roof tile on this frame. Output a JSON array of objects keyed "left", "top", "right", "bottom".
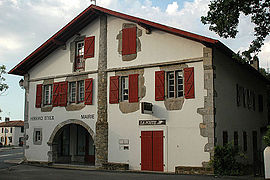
[{"left": 0, "top": 121, "right": 24, "bottom": 127}]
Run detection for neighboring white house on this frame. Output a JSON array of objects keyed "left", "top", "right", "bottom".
[
  {"left": 0, "top": 120, "right": 24, "bottom": 146},
  {"left": 9, "top": 5, "right": 269, "bottom": 173}
]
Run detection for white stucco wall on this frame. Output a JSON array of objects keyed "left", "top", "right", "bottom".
[
  {"left": 25, "top": 18, "right": 100, "bottom": 162},
  {"left": 214, "top": 48, "right": 268, "bottom": 163},
  {"left": 108, "top": 62, "right": 209, "bottom": 172},
  {"left": 107, "top": 16, "right": 204, "bottom": 69},
  {"left": 29, "top": 18, "right": 100, "bottom": 80}
]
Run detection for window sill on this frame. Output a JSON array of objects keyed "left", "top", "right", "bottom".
[
  {"left": 65, "top": 103, "right": 85, "bottom": 111},
  {"left": 41, "top": 105, "right": 53, "bottom": 112}
]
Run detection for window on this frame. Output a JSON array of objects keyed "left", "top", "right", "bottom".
[
  {"left": 21, "top": 127, "right": 24, "bottom": 133},
  {"left": 68, "top": 81, "right": 85, "bottom": 103},
  {"left": 223, "top": 131, "right": 228, "bottom": 146},
  {"left": 8, "top": 137, "right": 12, "bottom": 143},
  {"left": 121, "top": 76, "right": 129, "bottom": 101},
  {"left": 10, "top": 127, "right": 12, "bottom": 133},
  {"left": 243, "top": 131, "right": 247, "bottom": 152},
  {"left": 33, "top": 128, "right": 42, "bottom": 145},
  {"left": 43, "top": 85, "right": 52, "bottom": 105},
  {"left": 35, "top": 131, "right": 41, "bottom": 142},
  {"left": 0, "top": 137, "right": 3, "bottom": 142},
  {"left": 74, "top": 41, "right": 85, "bottom": 71},
  {"left": 1, "top": 128, "right": 3, "bottom": 133},
  {"left": 258, "top": 94, "right": 263, "bottom": 112},
  {"left": 69, "top": 82, "right": 76, "bottom": 103},
  {"left": 234, "top": 131, "right": 238, "bottom": 149},
  {"left": 167, "top": 71, "right": 184, "bottom": 98},
  {"left": 78, "top": 81, "right": 84, "bottom": 102}
]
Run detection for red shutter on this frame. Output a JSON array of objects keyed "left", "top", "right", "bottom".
[
  {"left": 122, "top": 27, "right": 137, "bottom": 55},
  {"left": 85, "top": 78, "right": 93, "bottom": 105},
  {"left": 153, "top": 131, "right": 164, "bottom": 172},
  {"left": 141, "top": 131, "right": 153, "bottom": 171},
  {"left": 155, "top": 71, "right": 165, "bottom": 101},
  {"left": 35, "top": 84, "right": 43, "bottom": 108},
  {"left": 109, "top": 76, "right": 119, "bottom": 104},
  {"left": 129, "top": 74, "right": 139, "bottom": 103},
  {"left": 184, "top": 67, "right": 195, "bottom": 99},
  {"left": 52, "top": 82, "right": 60, "bottom": 107},
  {"left": 59, "top": 82, "right": 68, "bottom": 107},
  {"left": 84, "top": 36, "right": 95, "bottom": 58}
]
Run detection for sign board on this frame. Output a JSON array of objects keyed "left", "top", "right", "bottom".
[
  {"left": 139, "top": 120, "right": 166, "bottom": 126},
  {"left": 30, "top": 116, "right": 54, "bottom": 121},
  {"left": 141, "top": 102, "right": 153, "bottom": 114}
]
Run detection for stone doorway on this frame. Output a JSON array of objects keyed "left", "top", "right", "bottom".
[{"left": 48, "top": 120, "right": 95, "bottom": 165}]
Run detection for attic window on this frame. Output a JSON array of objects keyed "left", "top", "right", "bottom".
[{"left": 74, "top": 41, "right": 85, "bottom": 71}]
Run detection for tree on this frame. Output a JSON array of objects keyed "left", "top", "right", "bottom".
[
  {"left": 201, "top": 0, "right": 270, "bottom": 61},
  {"left": 0, "top": 65, "right": 8, "bottom": 95}
]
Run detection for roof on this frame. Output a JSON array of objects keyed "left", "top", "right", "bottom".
[
  {"left": 0, "top": 120, "right": 24, "bottom": 127},
  {"left": 8, "top": 5, "right": 270, "bottom": 83}
]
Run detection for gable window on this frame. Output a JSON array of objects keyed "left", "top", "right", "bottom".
[
  {"left": 43, "top": 84, "right": 52, "bottom": 105},
  {"left": 121, "top": 76, "right": 129, "bottom": 101},
  {"left": 74, "top": 41, "right": 85, "bottom": 71},
  {"left": 167, "top": 71, "right": 184, "bottom": 98}
]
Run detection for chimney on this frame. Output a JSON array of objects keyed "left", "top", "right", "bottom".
[
  {"left": 250, "top": 57, "right": 259, "bottom": 70},
  {"left": 5, "top": 117, "right": 9, "bottom": 122}
]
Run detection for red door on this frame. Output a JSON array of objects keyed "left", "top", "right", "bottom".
[{"left": 141, "top": 131, "right": 163, "bottom": 171}]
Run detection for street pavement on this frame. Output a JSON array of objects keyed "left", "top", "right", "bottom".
[
  {"left": 0, "top": 146, "right": 23, "bottom": 169},
  {"left": 0, "top": 147, "right": 265, "bottom": 180}
]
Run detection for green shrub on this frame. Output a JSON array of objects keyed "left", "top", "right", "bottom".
[
  {"left": 263, "top": 126, "right": 270, "bottom": 146},
  {"left": 209, "top": 143, "right": 246, "bottom": 176}
]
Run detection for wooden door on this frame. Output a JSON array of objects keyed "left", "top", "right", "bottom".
[
  {"left": 85, "top": 133, "right": 95, "bottom": 164},
  {"left": 141, "top": 131, "right": 163, "bottom": 171}
]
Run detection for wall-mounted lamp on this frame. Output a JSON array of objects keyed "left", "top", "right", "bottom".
[{"left": 19, "top": 79, "right": 24, "bottom": 89}]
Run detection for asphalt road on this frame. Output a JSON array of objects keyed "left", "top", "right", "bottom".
[
  {"left": 0, "top": 147, "right": 264, "bottom": 180},
  {"left": 0, "top": 147, "right": 23, "bottom": 169}
]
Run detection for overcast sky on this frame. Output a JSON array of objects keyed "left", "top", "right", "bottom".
[{"left": 1, "top": 0, "right": 270, "bottom": 120}]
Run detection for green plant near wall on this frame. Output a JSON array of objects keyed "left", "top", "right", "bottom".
[
  {"left": 263, "top": 126, "right": 270, "bottom": 146},
  {"left": 209, "top": 143, "right": 246, "bottom": 176}
]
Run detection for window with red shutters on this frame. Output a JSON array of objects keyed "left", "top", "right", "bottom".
[
  {"left": 155, "top": 71, "right": 165, "bottom": 101},
  {"left": 85, "top": 78, "right": 93, "bottom": 105},
  {"left": 128, "top": 74, "right": 139, "bottom": 103},
  {"left": 84, "top": 36, "right": 95, "bottom": 59},
  {"left": 184, "top": 67, "right": 195, "bottom": 99},
  {"left": 35, "top": 84, "right": 43, "bottom": 108},
  {"left": 109, "top": 76, "right": 119, "bottom": 104},
  {"left": 122, "top": 27, "right": 137, "bottom": 55}
]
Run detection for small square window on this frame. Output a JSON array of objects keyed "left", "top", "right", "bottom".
[
  {"left": 33, "top": 128, "right": 42, "bottom": 145},
  {"left": 121, "top": 76, "right": 129, "bottom": 101},
  {"left": 43, "top": 85, "right": 52, "bottom": 105}
]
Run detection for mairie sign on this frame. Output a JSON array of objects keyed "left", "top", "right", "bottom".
[{"left": 139, "top": 120, "right": 166, "bottom": 126}]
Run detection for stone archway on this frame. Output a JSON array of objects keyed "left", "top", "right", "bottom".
[{"left": 47, "top": 119, "right": 95, "bottom": 163}]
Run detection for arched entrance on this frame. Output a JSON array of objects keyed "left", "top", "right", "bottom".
[{"left": 47, "top": 119, "right": 95, "bottom": 165}]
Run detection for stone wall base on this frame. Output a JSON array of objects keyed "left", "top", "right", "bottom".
[
  {"left": 175, "top": 166, "right": 213, "bottom": 175},
  {"left": 102, "top": 162, "right": 129, "bottom": 170}
]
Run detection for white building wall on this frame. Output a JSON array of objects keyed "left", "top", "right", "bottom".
[
  {"left": 0, "top": 126, "right": 24, "bottom": 146},
  {"left": 25, "top": 18, "right": 100, "bottom": 162},
  {"left": 107, "top": 16, "right": 204, "bottom": 69},
  {"left": 214, "top": 48, "right": 268, "bottom": 163},
  {"left": 107, "top": 62, "right": 209, "bottom": 172}
]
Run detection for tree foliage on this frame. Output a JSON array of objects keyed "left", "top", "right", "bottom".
[
  {"left": 0, "top": 65, "right": 8, "bottom": 95},
  {"left": 201, "top": 0, "right": 270, "bottom": 61}
]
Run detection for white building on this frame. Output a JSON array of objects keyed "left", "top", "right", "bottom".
[
  {"left": 9, "top": 5, "right": 269, "bottom": 173},
  {"left": 0, "top": 120, "right": 24, "bottom": 146}
]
